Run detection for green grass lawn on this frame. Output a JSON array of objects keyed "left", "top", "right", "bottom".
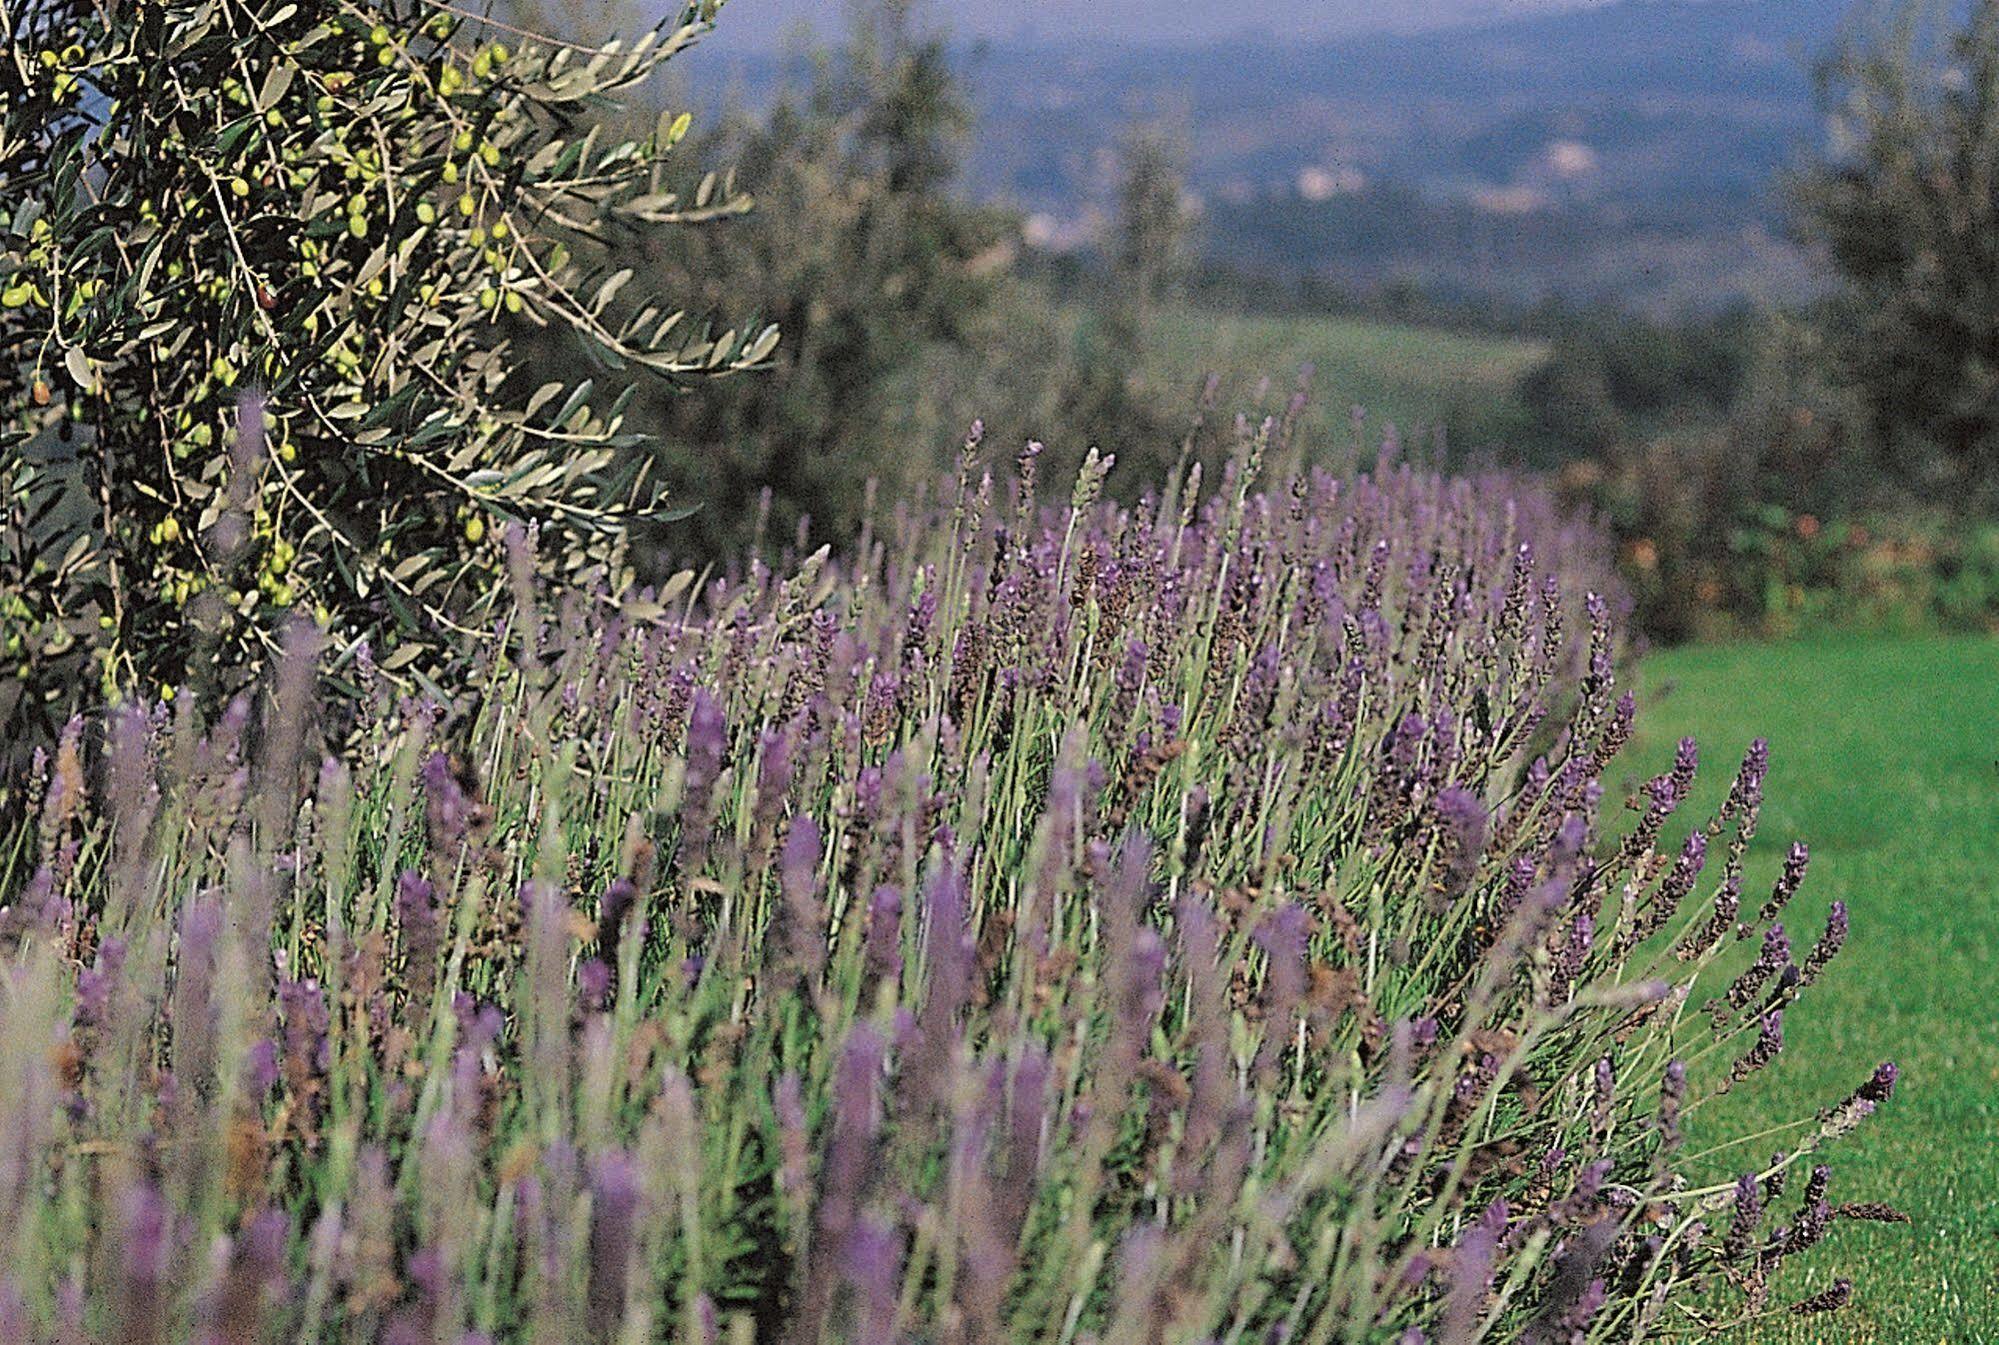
[
  {"left": 1628, "top": 633, "right": 1999, "bottom": 1341},
  {"left": 1142, "top": 305, "right": 1547, "bottom": 457}
]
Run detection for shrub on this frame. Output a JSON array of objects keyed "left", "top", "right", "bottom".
[
  {"left": 0, "top": 0, "right": 775, "bottom": 767},
  {"left": 1516, "top": 309, "right": 1753, "bottom": 468},
  {"left": 1550, "top": 312, "right": 1987, "bottom": 643},
  {"left": 1726, "top": 508, "right": 1999, "bottom": 637},
  {"left": 1578, "top": 431, "right": 1999, "bottom": 641},
  {"left": 0, "top": 419, "right": 1896, "bottom": 1341}
]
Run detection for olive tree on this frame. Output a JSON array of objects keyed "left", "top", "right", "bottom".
[{"left": 0, "top": 0, "right": 774, "bottom": 760}]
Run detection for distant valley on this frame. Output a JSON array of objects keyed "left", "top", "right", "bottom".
[{"left": 686, "top": 0, "right": 1850, "bottom": 314}]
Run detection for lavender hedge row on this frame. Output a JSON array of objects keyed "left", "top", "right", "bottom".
[{"left": 0, "top": 420, "right": 1898, "bottom": 1342}]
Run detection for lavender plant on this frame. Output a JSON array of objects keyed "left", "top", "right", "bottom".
[{"left": 0, "top": 413, "right": 1898, "bottom": 1342}]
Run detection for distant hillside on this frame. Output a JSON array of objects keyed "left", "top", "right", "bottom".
[
  {"left": 685, "top": 0, "right": 1854, "bottom": 314},
  {"left": 698, "top": 0, "right": 1625, "bottom": 48}
]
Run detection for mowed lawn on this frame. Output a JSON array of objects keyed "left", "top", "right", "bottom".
[{"left": 1627, "top": 634, "right": 1999, "bottom": 1340}]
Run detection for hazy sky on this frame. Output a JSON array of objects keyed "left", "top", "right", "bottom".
[{"left": 699, "top": 0, "right": 1620, "bottom": 50}]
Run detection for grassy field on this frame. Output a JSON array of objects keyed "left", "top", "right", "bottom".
[
  {"left": 1144, "top": 305, "right": 1547, "bottom": 458},
  {"left": 1628, "top": 633, "right": 1999, "bottom": 1340},
  {"left": 896, "top": 300, "right": 1547, "bottom": 478}
]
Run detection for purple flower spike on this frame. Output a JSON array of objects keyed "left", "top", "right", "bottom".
[
  {"left": 1860, "top": 1060, "right": 1899, "bottom": 1103},
  {"left": 587, "top": 1152, "right": 641, "bottom": 1338},
  {"left": 1657, "top": 1060, "right": 1688, "bottom": 1151},
  {"left": 1801, "top": 901, "right": 1848, "bottom": 987},
  {"left": 1722, "top": 1172, "right": 1763, "bottom": 1260},
  {"left": 1441, "top": 1219, "right": 1497, "bottom": 1343},
  {"left": 1433, "top": 785, "right": 1489, "bottom": 899},
  {"left": 1759, "top": 842, "right": 1811, "bottom": 924},
  {"left": 1723, "top": 1010, "right": 1785, "bottom": 1092}
]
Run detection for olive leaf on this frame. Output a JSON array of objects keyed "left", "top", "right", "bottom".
[{"left": 0, "top": 0, "right": 770, "bottom": 771}]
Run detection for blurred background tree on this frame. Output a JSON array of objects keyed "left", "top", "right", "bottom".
[
  {"left": 1050, "top": 125, "right": 1199, "bottom": 479},
  {"left": 1111, "top": 127, "right": 1196, "bottom": 345},
  {"left": 510, "top": 0, "right": 1016, "bottom": 566},
  {"left": 509, "top": 0, "right": 1231, "bottom": 571},
  {"left": 1796, "top": 0, "right": 1999, "bottom": 504}
]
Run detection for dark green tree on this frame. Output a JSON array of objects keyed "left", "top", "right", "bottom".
[
  {"left": 1054, "top": 124, "right": 1195, "bottom": 478},
  {"left": 1110, "top": 126, "right": 1193, "bottom": 346},
  {"left": 1797, "top": 0, "right": 1999, "bottom": 498},
  {"left": 618, "top": 0, "right": 1016, "bottom": 563}
]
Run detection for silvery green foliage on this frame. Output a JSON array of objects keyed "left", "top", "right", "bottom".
[{"left": 0, "top": 0, "right": 776, "bottom": 771}]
